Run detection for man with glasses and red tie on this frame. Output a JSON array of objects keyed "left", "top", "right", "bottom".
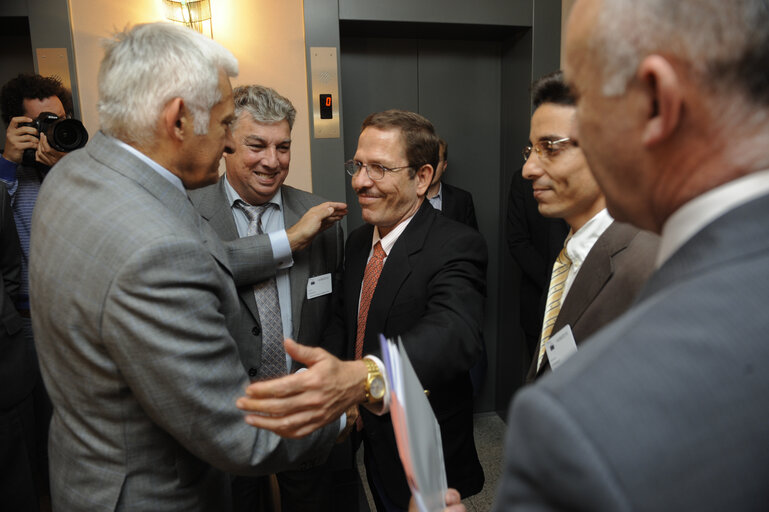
[
  {"left": 239, "top": 109, "right": 487, "bottom": 511},
  {"left": 522, "top": 70, "right": 658, "bottom": 383}
]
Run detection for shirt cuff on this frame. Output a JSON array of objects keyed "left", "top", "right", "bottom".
[
  {"left": 0, "top": 156, "right": 17, "bottom": 184},
  {"left": 363, "top": 354, "right": 390, "bottom": 415},
  {"left": 268, "top": 229, "right": 293, "bottom": 269}
]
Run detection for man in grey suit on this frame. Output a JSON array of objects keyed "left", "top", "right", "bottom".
[
  {"left": 521, "top": 70, "right": 658, "bottom": 382},
  {"left": 29, "top": 23, "right": 348, "bottom": 511},
  {"left": 487, "top": 0, "right": 769, "bottom": 510},
  {"left": 189, "top": 84, "right": 349, "bottom": 511}
]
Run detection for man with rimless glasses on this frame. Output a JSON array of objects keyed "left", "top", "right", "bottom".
[
  {"left": 522, "top": 71, "right": 658, "bottom": 382},
  {"left": 335, "top": 110, "right": 486, "bottom": 510},
  {"left": 239, "top": 109, "right": 487, "bottom": 511}
]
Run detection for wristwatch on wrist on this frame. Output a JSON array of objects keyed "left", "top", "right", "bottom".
[{"left": 363, "top": 357, "right": 386, "bottom": 404}]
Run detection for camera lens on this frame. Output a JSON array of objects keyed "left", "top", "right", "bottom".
[{"left": 48, "top": 119, "right": 88, "bottom": 152}]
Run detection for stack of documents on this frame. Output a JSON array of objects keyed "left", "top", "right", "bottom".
[{"left": 379, "top": 334, "right": 448, "bottom": 512}]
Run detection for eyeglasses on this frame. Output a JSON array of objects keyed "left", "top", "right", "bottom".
[
  {"left": 522, "top": 137, "right": 576, "bottom": 162},
  {"left": 344, "top": 160, "right": 412, "bottom": 180}
]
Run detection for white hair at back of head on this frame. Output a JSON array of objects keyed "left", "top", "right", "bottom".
[
  {"left": 97, "top": 22, "right": 238, "bottom": 146},
  {"left": 594, "top": 0, "right": 769, "bottom": 108}
]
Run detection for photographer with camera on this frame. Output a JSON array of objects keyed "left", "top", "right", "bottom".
[{"left": 0, "top": 72, "right": 83, "bottom": 510}]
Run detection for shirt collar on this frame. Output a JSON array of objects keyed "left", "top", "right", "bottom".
[
  {"left": 109, "top": 136, "right": 185, "bottom": 193},
  {"left": 223, "top": 173, "right": 283, "bottom": 210},
  {"left": 564, "top": 208, "right": 613, "bottom": 266},
  {"left": 371, "top": 213, "right": 417, "bottom": 256},
  {"left": 657, "top": 169, "right": 769, "bottom": 267},
  {"left": 429, "top": 181, "right": 443, "bottom": 201}
]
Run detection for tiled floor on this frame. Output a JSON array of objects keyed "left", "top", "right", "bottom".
[{"left": 357, "top": 413, "right": 507, "bottom": 511}]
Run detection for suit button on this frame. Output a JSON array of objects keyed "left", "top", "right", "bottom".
[
  {"left": 248, "top": 368, "right": 258, "bottom": 377},
  {"left": 251, "top": 326, "right": 261, "bottom": 336}
]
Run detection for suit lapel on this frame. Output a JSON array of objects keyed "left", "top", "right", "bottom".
[
  {"left": 553, "top": 222, "right": 629, "bottom": 334},
  {"left": 195, "top": 178, "right": 240, "bottom": 241},
  {"left": 362, "top": 201, "right": 433, "bottom": 353},
  {"left": 536, "top": 221, "right": 633, "bottom": 379},
  {"left": 282, "top": 187, "right": 310, "bottom": 338},
  {"left": 440, "top": 183, "right": 456, "bottom": 219},
  {"left": 194, "top": 177, "right": 256, "bottom": 317}
]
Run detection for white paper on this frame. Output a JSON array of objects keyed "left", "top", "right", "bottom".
[{"left": 379, "top": 334, "right": 448, "bottom": 512}]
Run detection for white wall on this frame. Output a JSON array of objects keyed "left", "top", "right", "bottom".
[{"left": 67, "top": 0, "right": 314, "bottom": 191}]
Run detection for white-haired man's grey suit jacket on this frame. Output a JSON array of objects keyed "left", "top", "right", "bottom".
[
  {"left": 29, "top": 132, "right": 337, "bottom": 512},
  {"left": 188, "top": 179, "right": 344, "bottom": 378},
  {"left": 493, "top": 192, "right": 769, "bottom": 511}
]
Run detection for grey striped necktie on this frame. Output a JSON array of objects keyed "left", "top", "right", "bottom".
[{"left": 234, "top": 199, "right": 286, "bottom": 379}]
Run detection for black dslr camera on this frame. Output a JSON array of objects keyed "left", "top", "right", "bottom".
[{"left": 21, "top": 111, "right": 88, "bottom": 166}]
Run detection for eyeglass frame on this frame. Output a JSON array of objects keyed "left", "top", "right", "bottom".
[
  {"left": 522, "top": 137, "right": 576, "bottom": 162},
  {"left": 344, "top": 160, "right": 413, "bottom": 181}
]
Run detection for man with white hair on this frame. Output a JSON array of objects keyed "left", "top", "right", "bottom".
[
  {"left": 29, "top": 22, "right": 346, "bottom": 511},
  {"left": 487, "top": 0, "right": 769, "bottom": 510}
]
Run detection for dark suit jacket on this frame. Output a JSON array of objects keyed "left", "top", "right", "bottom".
[
  {"left": 506, "top": 172, "right": 569, "bottom": 356},
  {"left": 526, "top": 221, "right": 659, "bottom": 382},
  {"left": 0, "top": 183, "right": 37, "bottom": 408},
  {"left": 495, "top": 192, "right": 769, "bottom": 512},
  {"left": 189, "top": 179, "right": 344, "bottom": 378},
  {"left": 440, "top": 182, "right": 478, "bottom": 230},
  {"left": 324, "top": 200, "right": 486, "bottom": 507}
]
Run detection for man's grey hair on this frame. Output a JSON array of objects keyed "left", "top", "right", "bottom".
[
  {"left": 593, "top": 0, "right": 769, "bottom": 107},
  {"left": 232, "top": 85, "right": 296, "bottom": 131},
  {"left": 98, "top": 22, "right": 238, "bottom": 146}
]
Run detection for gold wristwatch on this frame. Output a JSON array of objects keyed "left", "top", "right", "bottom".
[{"left": 363, "top": 357, "right": 386, "bottom": 404}]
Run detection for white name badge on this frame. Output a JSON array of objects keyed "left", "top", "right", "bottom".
[
  {"left": 306, "top": 273, "right": 332, "bottom": 299},
  {"left": 545, "top": 325, "right": 578, "bottom": 371}
]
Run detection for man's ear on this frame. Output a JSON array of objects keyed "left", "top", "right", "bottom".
[
  {"left": 161, "top": 97, "right": 186, "bottom": 143},
  {"left": 415, "top": 164, "right": 434, "bottom": 196},
  {"left": 638, "top": 55, "right": 682, "bottom": 147}
]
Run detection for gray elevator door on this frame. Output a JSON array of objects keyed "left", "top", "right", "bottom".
[{"left": 340, "top": 36, "right": 502, "bottom": 411}]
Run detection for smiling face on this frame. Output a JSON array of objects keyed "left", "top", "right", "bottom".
[
  {"left": 224, "top": 112, "right": 291, "bottom": 205},
  {"left": 351, "top": 126, "right": 431, "bottom": 236},
  {"left": 522, "top": 102, "right": 605, "bottom": 231}
]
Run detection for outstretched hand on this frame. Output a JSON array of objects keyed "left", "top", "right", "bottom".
[
  {"left": 236, "top": 338, "right": 367, "bottom": 438},
  {"left": 286, "top": 201, "right": 347, "bottom": 252}
]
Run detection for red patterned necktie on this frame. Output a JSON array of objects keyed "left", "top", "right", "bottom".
[{"left": 355, "top": 241, "right": 386, "bottom": 359}]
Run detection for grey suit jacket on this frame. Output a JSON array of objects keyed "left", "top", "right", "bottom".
[
  {"left": 495, "top": 192, "right": 769, "bottom": 511},
  {"left": 189, "top": 179, "right": 344, "bottom": 378},
  {"left": 527, "top": 221, "right": 659, "bottom": 381},
  {"left": 29, "top": 132, "right": 337, "bottom": 512}
]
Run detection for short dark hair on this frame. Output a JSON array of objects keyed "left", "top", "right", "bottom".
[
  {"left": 361, "top": 109, "right": 439, "bottom": 177},
  {"left": 438, "top": 138, "right": 448, "bottom": 161},
  {"left": 1, "top": 73, "right": 74, "bottom": 125},
  {"left": 531, "top": 70, "right": 575, "bottom": 110}
]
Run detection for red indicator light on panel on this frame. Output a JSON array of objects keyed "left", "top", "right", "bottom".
[{"left": 320, "top": 94, "right": 333, "bottom": 119}]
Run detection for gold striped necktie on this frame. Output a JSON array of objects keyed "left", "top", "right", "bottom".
[{"left": 537, "top": 247, "right": 572, "bottom": 372}]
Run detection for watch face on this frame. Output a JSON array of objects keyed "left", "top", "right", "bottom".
[{"left": 370, "top": 377, "right": 385, "bottom": 399}]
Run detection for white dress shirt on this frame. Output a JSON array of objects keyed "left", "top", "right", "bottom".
[{"left": 562, "top": 208, "right": 614, "bottom": 299}]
